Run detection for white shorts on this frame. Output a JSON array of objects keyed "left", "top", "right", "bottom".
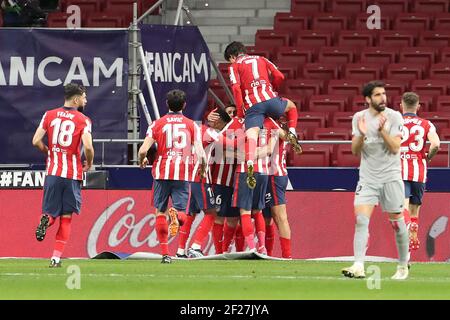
[{"left": 354, "top": 179, "right": 405, "bottom": 213}]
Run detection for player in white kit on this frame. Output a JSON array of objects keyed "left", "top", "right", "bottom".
[{"left": 342, "top": 81, "right": 410, "bottom": 280}]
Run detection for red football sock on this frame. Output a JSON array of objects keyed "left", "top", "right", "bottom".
[
  {"left": 222, "top": 223, "right": 236, "bottom": 253},
  {"left": 235, "top": 224, "right": 245, "bottom": 252},
  {"left": 52, "top": 216, "right": 72, "bottom": 259},
  {"left": 245, "top": 136, "right": 257, "bottom": 164},
  {"left": 240, "top": 214, "right": 255, "bottom": 250},
  {"left": 280, "top": 237, "right": 291, "bottom": 259},
  {"left": 178, "top": 211, "right": 188, "bottom": 227},
  {"left": 286, "top": 107, "right": 298, "bottom": 129},
  {"left": 177, "top": 214, "right": 195, "bottom": 251},
  {"left": 252, "top": 211, "right": 266, "bottom": 250},
  {"left": 155, "top": 215, "right": 169, "bottom": 256},
  {"left": 212, "top": 223, "right": 224, "bottom": 254},
  {"left": 192, "top": 214, "right": 215, "bottom": 247},
  {"left": 265, "top": 223, "right": 276, "bottom": 256}
]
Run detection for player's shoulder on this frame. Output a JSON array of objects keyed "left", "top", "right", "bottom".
[
  {"left": 44, "top": 107, "right": 62, "bottom": 116},
  {"left": 385, "top": 107, "right": 403, "bottom": 121},
  {"left": 353, "top": 109, "right": 366, "bottom": 119}
]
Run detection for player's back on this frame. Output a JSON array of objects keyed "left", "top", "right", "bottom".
[
  {"left": 147, "top": 112, "right": 199, "bottom": 181},
  {"left": 211, "top": 117, "right": 245, "bottom": 186},
  {"left": 401, "top": 114, "right": 435, "bottom": 182},
  {"left": 264, "top": 118, "right": 288, "bottom": 176},
  {"left": 40, "top": 107, "right": 92, "bottom": 180},
  {"left": 230, "top": 55, "right": 278, "bottom": 108}
]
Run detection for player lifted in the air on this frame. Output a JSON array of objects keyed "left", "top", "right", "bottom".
[{"left": 224, "top": 41, "right": 301, "bottom": 189}]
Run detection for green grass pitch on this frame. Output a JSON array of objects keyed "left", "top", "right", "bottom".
[{"left": 1, "top": 259, "right": 450, "bottom": 300}]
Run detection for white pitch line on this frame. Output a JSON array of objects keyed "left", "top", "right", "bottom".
[{"left": 2, "top": 273, "right": 450, "bottom": 283}]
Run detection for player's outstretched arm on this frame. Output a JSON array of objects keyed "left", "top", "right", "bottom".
[
  {"left": 138, "top": 136, "right": 154, "bottom": 169},
  {"left": 32, "top": 127, "right": 48, "bottom": 154},
  {"left": 427, "top": 130, "right": 441, "bottom": 161},
  {"left": 81, "top": 132, "right": 94, "bottom": 172}
]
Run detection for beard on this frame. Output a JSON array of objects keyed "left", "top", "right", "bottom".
[{"left": 372, "top": 102, "right": 386, "bottom": 113}]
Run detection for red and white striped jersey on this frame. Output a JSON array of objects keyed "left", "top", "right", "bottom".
[
  {"left": 236, "top": 117, "right": 277, "bottom": 175},
  {"left": 401, "top": 113, "right": 436, "bottom": 183},
  {"left": 228, "top": 54, "right": 283, "bottom": 115},
  {"left": 146, "top": 112, "right": 201, "bottom": 181},
  {"left": 191, "top": 125, "right": 220, "bottom": 183},
  {"left": 39, "top": 107, "right": 92, "bottom": 181},
  {"left": 265, "top": 118, "right": 288, "bottom": 177},
  {"left": 210, "top": 117, "right": 245, "bottom": 187}
]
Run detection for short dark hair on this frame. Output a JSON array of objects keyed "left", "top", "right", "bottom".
[
  {"left": 166, "top": 89, "right": 186, "bottom": 112},
  {"left": 64, "top": 83, "right": 86, "bottom": 100},
  {"left": 216, "top": 107, "right": 232, "bottom": 123},
  {"left": 224, "top": 41, "right": 247, "bottom": 61},
  {"left": 362, "top": 80, "right": 385, "bottom": 98},
  {"left": 402, "top": 92, "right": 420, "bottom": 108}
]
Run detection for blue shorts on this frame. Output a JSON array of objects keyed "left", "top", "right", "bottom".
[
  {"left": 231, "top": 172, "right": 268, "bottom": 211},
  {"left": 153, "top": 179, "right": 189, "bottom": 212},
  {"left": 189, "top": 182, "right": 216, "bottom": 214},
  {"left": 245, "top": 97, "right": 288, "bottom": 130},
  {"left": 213, "top": 184, "right": 240, "bottom": 217},
  {"left": 42, "top": 175, "right": 81, "bottom": 218},
  {"left": 404, "top": 181, "right": 426, "bottom": 205},
  {"left": 263, "top": 176, "right": 288, "bottom": 218}
]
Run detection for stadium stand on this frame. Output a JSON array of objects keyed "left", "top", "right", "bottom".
[
  {"left": 7, "top": 0, "right": 445, "bottom": 167},
  {"left": 198, "top": 0, "right": 449, "bottom": 167}
]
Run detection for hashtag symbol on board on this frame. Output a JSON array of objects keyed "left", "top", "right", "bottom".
[{"left": 0, "top": 172, "right": 13, "bottom": 187}]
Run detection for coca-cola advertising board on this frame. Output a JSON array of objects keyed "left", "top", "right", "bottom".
[{"left": 0, "top": 190, "right": 449, "bottom": 261}]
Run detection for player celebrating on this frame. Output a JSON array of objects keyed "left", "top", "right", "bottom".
[
  {"left": 178, "top": 124, "right": 219, "bottom": 259},
  {"left": 342, "top": 81, "right": 409, "bottom": 280},
  {"left": 138, "top": 89, "right": 206, "bottom": 264},
  {"left": 224, "top": 41, "right": 301, "bottom": 189},
  {"left": 262, "top": 117, "right": 293, "bottom": 259},
  {"left": 32, "top": 83, "right": 94, "bottom": 268},
  {"left": 400, "top": 92, "right": 440, "bottom": 252}
]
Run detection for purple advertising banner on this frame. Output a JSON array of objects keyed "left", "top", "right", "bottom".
[
  {"left": 139, "top": 24, "right": 211, "bottom": 135},
  {"left": 0, "top": 29, "right": 129, "bottom": 165}
]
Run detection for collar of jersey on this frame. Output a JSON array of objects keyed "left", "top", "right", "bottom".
[
  {"left": 168, "top": 111, "right": 182, "bottom": 114},
  {"left": 403, "top": 112, "right": 417, "bottom": 117},
  {"left": 62, "top": 106, "right": 77, "bottom": 111}
]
